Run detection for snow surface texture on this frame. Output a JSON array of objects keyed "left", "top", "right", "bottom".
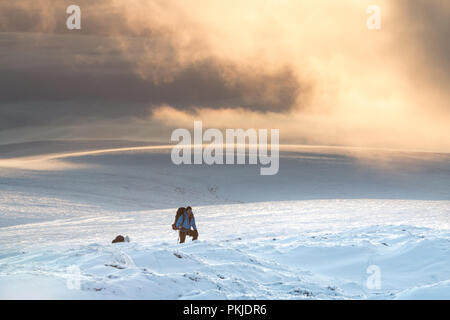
[{"left": 0, "top": 141, "right": 449, "bottom": 299}]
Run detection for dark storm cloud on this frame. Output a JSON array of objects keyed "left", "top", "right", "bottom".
[
  {"left": 0, "top": 61, "right": 300, "bottom": 131},
  {"left": 0, "top": 37, "right": 301, "bottom": 131},
  {"left": 0, "top": 54, "right": 300, "bottom": 110}
]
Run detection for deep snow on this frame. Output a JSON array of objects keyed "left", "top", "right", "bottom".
[{"left": 0, "top": 141, "right": 449, "bottom": 299}]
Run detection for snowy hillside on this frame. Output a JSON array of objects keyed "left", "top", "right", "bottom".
[{"left": 0, "top": 141, "right": 449, "bottom": 299}]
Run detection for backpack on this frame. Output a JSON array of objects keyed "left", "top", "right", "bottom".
[
  {"left": 112, "top": 235, "right": 124, "bottom": 243},
  {"left": 112, "top": 235, "right": 130, "bottom": 243},
  {"left": 172, "top": 207, "right": 185, "bottom": 230}
]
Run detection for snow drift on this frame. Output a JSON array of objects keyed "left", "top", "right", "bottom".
[{"left": 0, "top": 141, "right": 449, "bottom": 299}]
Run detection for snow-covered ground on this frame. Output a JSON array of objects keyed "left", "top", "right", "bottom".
[{"left": 0, "top": 141, "right": 449, "bottom": 299}]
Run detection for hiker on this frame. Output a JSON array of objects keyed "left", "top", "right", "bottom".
[{"left": 174, "top": 206, "right": 198, "bottom": 243}]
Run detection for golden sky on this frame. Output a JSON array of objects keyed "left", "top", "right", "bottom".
[{"left": 0, "top": 0, "right": 449, "bottom": 151}]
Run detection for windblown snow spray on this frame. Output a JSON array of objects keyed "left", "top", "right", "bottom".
[{"left": 171, "top": 120, "right": 279, "bottom": 175}]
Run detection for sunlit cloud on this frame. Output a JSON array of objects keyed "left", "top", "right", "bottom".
[{"left": 0, "top": 0, "right": 448, "bottom": 152}]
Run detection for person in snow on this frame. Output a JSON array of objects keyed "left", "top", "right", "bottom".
[{"left": 175, "top": 206, "right": 198, "bottom": 243}]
